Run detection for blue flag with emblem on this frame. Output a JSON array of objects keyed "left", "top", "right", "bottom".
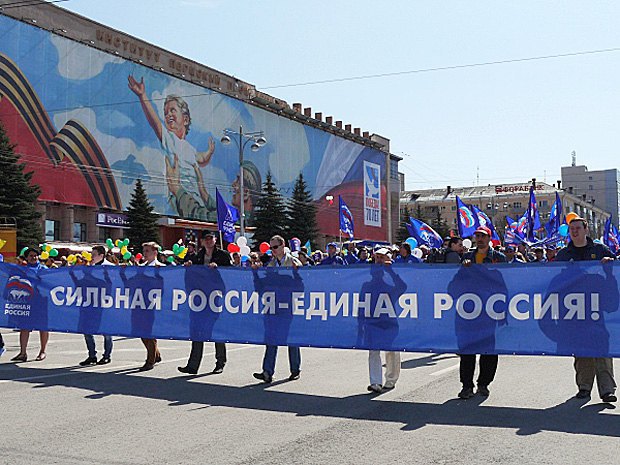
[
  {"left": 604, "top": 218, "right": 620, "bottom": 254},
  {"left": 526, "top": 187, "right": 541, "bottom": 242},
  {"left": 545, "top": 192, "right": 563, "bottom": 238},
  {"left": 406, "top": 218, "right": 443, "bottom": 248},
  {"left": 216, "top": 188, "right": 239, "bottom": 243},
  {"left": 456, "top": 196, "right": 477, "bottom": 237},
  {"left": 339, "top": 195, "right": 354, "bottom": 239},
  {"left": 471, "top": 205, "right": 501, "bottom": 243}
]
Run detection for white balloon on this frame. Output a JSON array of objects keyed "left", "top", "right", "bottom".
[
  {"left": 239, "top": 245, "right": 251, "bottom": 256},
  {"left": 412, "top": 248, "right": 423, "bottom": 259},
  {"left": 463, "top": 239, "right": 472, "bottom": 249},
  {"left": 237, "top": 236, "right": 248, "bottom": 247}
]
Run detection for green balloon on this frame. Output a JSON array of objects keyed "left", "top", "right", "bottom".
[
  {"left": 20, "top": 247, "right": 29, "bottom": 257},
  {"left": 123, "top": 252, "right": 132, "bottom": 260},
  {"left": 49, "top": 249, "right": 59, "bottom": 257},
  {"left": 123, "top": 238, "right": 130, "bottom": 247},
  {"left": 106, "top": 239, "right": 114, "bottom": 248},
  {"left": 167, "top": 256, "right": 175, "bottom": 263},
  {"left": 172, "top": 244, "right": 180, "bottom": 254}
]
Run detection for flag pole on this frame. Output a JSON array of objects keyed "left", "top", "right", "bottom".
[{"left": 219, "top": 231, "right": 224, "bottom": 249}]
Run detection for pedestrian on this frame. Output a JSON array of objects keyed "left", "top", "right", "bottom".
[
  {"left": 457, "top": 226, "right": 506, "bottom": 399},
  {"left": 178, "top": 230, "right": 231, "bottom": 375},
  {"left": 555, "top": 216, "right": 617, "bottom": 403},
  {"left": 395, "top": 242, "right": 421, "bottom": 264},
  {"left": 545, "top": 245, "right": 557, "bottom": 262},
  {"left": 138, "top": 242, "right": 165, "bottom": 371},
  {"left": 252, "top": 235, "right": 302, "bottom": 383},
  {"left": 79, "top": 245, "right": 114, "bottom": 366},
  {"left": 0, "top": 332, "right": 5, "bottom": 358},
  {"left": 320, "top": 243, "right": 344, "bottom": 265},
  {"left": 343, "top": 242, "right": 360, "bottom": 265},
  {"left": 11, "top": 247, "right": 49, "bottom": 362},
  {"left": 444, "top": 237, "right": 465, "bottom": 263},
  {"left": 504, "top": 244, "right": 526, "bottom": 264}
]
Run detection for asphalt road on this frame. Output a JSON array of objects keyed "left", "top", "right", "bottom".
[{"left": 0, "top": 331, "right": 618, "bottom": 465}]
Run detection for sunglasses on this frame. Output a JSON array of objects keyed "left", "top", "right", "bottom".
[{"left": 270, "top": 245, "right": 280, "bottom": 250}]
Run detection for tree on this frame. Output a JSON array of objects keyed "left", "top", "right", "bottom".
[
  {"left": 126, "top": 179, "right": 159, "bottom": 249},
  {"left": 397, "top": 206, "right": 411, "bottom": 243},
  {"left": 252, "top": 171, "right": 288, "bottom": 246},
  {"left": 285, "top": 173, "right": 319, "bottom": 248},
  {"left": 0, "top": 122, "right": 42, "bottom": 250}
]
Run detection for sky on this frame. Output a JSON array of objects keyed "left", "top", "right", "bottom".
[{"left": 59, "top": 0, "right": 620, "bottom": 191}]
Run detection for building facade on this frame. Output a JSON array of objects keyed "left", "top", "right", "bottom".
[
  {"left": 0, "top": 2, "right": 400, "bottom": 249},
  {"left": 561, "top": 164, "right": 620, "bottom": 224},
  {"left": 400, "top": 181, "right": 610, "bottom": 239}
]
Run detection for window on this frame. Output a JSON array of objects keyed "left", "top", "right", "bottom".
[
  {"left": 45, "top": 220, "right": 60, "bottom": 241},
  {"left": 73, "top": 222, "right": 87, "bottom": 242},
  {"left": 539, "top": 200, "right": 548, "bottom": 208},
  {"left": 451, "top": 205, "right": 456, "bottom": 211},
  {"left": 513, "top": 202, "right": 522, "bottom": 209},
  {"left": 589, "top": 185, "right": 593, "bottom": 190}
]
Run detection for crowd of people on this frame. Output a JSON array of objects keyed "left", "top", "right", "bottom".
[{"left": 0, "top": 216, "right": 616, "bottom": 404}]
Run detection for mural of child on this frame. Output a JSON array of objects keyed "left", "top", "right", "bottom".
[{"left": 127, "top": 75, "right": 216, "bottom": 217}]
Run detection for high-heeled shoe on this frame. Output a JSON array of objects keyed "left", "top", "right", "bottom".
[
  {"left": 11, "top": 353, "right": 27, "bottom": 362},
  {"left": 35, "top": 352, "right": 46, "bottom": 361}
]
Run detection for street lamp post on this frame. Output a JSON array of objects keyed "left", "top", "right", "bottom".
[{"left": 221, "top": 126, "right": 266, "bottom": 236}]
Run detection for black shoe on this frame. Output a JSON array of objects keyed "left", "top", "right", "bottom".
[
  {"left": 212, "top": 364, "right": 225, "bottom": 374},
  {"left": 138, "top": 363, "right": 154, "bottom": 372},
  {"left": 79, "top": 357, "right": 97, "bottom": 366},
  {"left": 458, "top": 387, "right": 475, "bottom": 399},
  {"left": 96, "top": 357, "right": 111, "bottom": 365},
  {"left": 576, "top": 389, "right": 591, "bottom": 399},
  {"left": 477, "top": 385, "right": 490, "bottom": 396},
  {"left": 288, "top": 371, "right": 300, "bottom": 381},
  {"left": 178, "top": 366, "right": 198, "bottom": 375},
  {"left": 253, "top": 372, "right": 272, "bottom": 383},
  {"left": 155, "top": 355, "right": 162, "bottom": 363},
  {"left": 602, "top": 393, "right": 617, "bottom": 403}
]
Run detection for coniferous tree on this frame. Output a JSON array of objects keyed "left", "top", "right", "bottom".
[
  {"left": 0, "top": 122, "right": 42, "bottom": 250},
  {"left": 252, "top": 171, "right": 288, "bottom": 246},
  {"left": 397, "top": 206, "right": 412, "bottom": 243},
  {"left": 126, "top": 179, "right": 159, "bottom": 249},
  {"left": 285, "top": 173, "right": 319, "bottom": 248}
]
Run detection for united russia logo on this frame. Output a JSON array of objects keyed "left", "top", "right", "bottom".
[
  {"left": 4, "top": 275, "right": 33, "bottom": 316},
  {"left": 459, "top": 207, "right": 475, "bottom": 228}
]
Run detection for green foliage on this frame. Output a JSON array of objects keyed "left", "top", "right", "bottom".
[
  {"left": 0, "top": 122, "right": 42, "bottom": 249},
  {"left": 252, "top": 172, "right": 288, "bottom": 246},
  {"left": 126, "top": 179, "right": 159, "bottom": 249},
  {"left": 285, "top": 173, "right": 319, "bottom": 248}
]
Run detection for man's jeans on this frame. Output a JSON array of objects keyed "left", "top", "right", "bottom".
[
  {"left": 261, "top": 345, "right": 301, "bottom": 376},
  {"left": 84, "top": 335, "right": 113, "bottom": 359}
]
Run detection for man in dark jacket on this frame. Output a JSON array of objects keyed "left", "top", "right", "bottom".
[
  {"left": 457, "top": 226, "right": 507, "bottom": 399},
  {"left": 178, "top": 231, "right": 232, "bottom": 375},
  {"left": 555, "top": 216, "right": 617, "bottom": 403}
]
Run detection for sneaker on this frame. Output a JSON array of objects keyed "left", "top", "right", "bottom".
[
  {"left": 288, "top": 371, "right": 300, "bottom": 381},
  {"left": 576, "top": 389, "right": 591, "bottom": 399},
  {"left": 367, "top": 384, "right": 383, "bottom": 393},
  {"left": 253, "top": 372, "right": 273, "bottom": 383},
  {"left": 178, "top": 366, "right": 198, "bottom": 375},
  {"left": 602, "top": 393, "right": 617, "bottom": 403},
  {"left": 96, "top": 357, "right": 111, "bottom": 365},
  {"left": 477, "top": 385, "right": 490, "bottom": 396},
  {"left": 383, "top": 381, "right": 396, "bottom": 390},
  {"left": 79, "top": 357, "right": 97, "bottom": 366},
  {"left": 0, "top": 347, "right": 5, "bottom": 358},
  {"left": 458, "top": 387, "right": 475, "bottom": 399},
  {"left": 212, "top": 364, "right": 225, "bottom": 374}
]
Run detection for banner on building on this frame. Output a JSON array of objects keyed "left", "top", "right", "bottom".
[
  {"left": 363, "top": 161, "right": 381, "bottom": 227},
  {"left": 1, "top": 262, "right": 619, "bottom": 357}
]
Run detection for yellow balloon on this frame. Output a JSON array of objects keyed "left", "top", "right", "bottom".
[
  {"left": 121, "top": 246, "right": 128, "bottom": 255},
  {"left": 0, "top": 239, "right": 6, "bottom": 250},
  {"left": 45, "top": 245, "right": 52, "bottom": 252},
  {"left": 115, "top": 239, "right": 122, "bottom": 247},
  {"left": 40, "top": 251, "right": 49, "bottom": 260},
  {"left": 178, "top": 249, "right": 188, "bottom": 259}
]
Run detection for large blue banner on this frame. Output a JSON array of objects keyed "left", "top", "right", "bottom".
[{"left": 1, "top": 262, "right": 619, "bottom": 357}]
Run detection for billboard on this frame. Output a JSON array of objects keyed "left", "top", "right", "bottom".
[{"left": 0, "top": 14, "right": 388, "bottom": 239}]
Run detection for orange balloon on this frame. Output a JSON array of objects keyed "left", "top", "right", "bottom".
[{"left": 566, "top": 212, "right": 579, "bottom": 224}]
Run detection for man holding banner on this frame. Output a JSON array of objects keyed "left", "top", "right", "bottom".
[{"left": 555, "top": 216, "right": 617, "bottom": 403}]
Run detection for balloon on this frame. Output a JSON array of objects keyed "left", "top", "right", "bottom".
[
  {"left": 135, "top": 253, "right": 143, "bottom": 260},
  {"left": 241, "top": 255, "right": 250, "bottom": 263},
  {"left": 227, "top": 243, "right": 240, "bottom": 253},
  {"left": 172, "top": 244, "right": 180, "bottom": 254},
  {"left": 49, "top": 249, "right": 59, "bottom": 257},
  {"left": 412, "top": 248, "right": 423, "bottom": 259},
  {"left": 67, "top": 254, "right": 77, "bottom": 264},
  {"left": 121, "top": 246, "right": 128, "bottom": 255},
  {"left": 106, "top": 238, "right": 114, "bottom": 249},
  {"left": 566, "top": 212, "right": 579, "bottom": 224},
  {"left": 0, "top": 239, "right": 6, "bottom": 250},
  {"left": 82, "top": 252, "right": 92, "bottom": 261},
  {"left": 115, "top": 239, "right": 122, "bottom": 247},
  {"left": 123, "top": 251, "right": 132, "bottom": 260},
  {"left": 236, "top": 236, "right": 247, "bottom": 247},
  {"left": 122, "top": 239, "right": 130, "bottom": 247},
  {"left": 167, "top": 256, "right": 176, "bottom": 263},
  {"left": 240, "top": 245, "right": 251, "bottom": 256},
  {"left": 259, "top": 242, "right": 270, "bottom": 254},
  {"left": 40, "top": 251, "right": 49, "bottom": 260},
  {"left": 559, "top": 224, "right": 569, "bottom": 237},
  {"left": 266, "top": 250, "right": 272, "bottom": 256},
  {"left": 405, "top": 237, "right": 418, "bottom": 249},
  {"left": 178, "top": 249, "right": 188, "bottom": 259},
  {"left": 20, "top": 247, "right": 29, "bottom": 257},
  {"left": 463, "top": 238, "right": 473, "bottom": 249}
]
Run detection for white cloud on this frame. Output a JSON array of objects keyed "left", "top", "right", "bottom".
[{"left": 51, "top": 35, "right": 123, "bottom": 81}]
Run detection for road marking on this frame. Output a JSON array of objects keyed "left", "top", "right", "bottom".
[
  {"left": 0, "top": 345, "right": 258, "bottom": 384},
  {"left": 430, "top": 363, "right": 459, "bottom": 376}
]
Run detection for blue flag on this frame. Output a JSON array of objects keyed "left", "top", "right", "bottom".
[
  {"left": 456, "top": 196, "right": 477, "bottom": 237},
  {"left": 471, "top": 205, "right": 501, "bottom": 243},
  {"left": 545, "top": 192, "right": 563, "bottom": 238},
  {"left": 526, "top": 187, "right": 541, "bottom": 242},
  {"left": 604, "top": 218, "right": 620, "bottom": 254},
  {"left": 216, "top": 188, "right": 239, "bottom": 243},
  {"left": 339, "top": 195, "right": 355, "bottom": 239},
  {"left": 406, "top": 218, "right": 443, "bottom": 248}
]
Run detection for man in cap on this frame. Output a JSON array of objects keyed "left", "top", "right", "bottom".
[
  {"left": 504, "top": 245, "right": 526, "bottom": 264},
  {"left": 545, "top": 245, "right": 557, "bottom": 262},
  {"left": 457, "top": 226, "right": 506, "bottom": 398},
  {"left": 555, "top": 216, "right": 617, "bottom": 403},
  {"left": 320, "top": 243, "right": 344, "bottom": 266}
]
